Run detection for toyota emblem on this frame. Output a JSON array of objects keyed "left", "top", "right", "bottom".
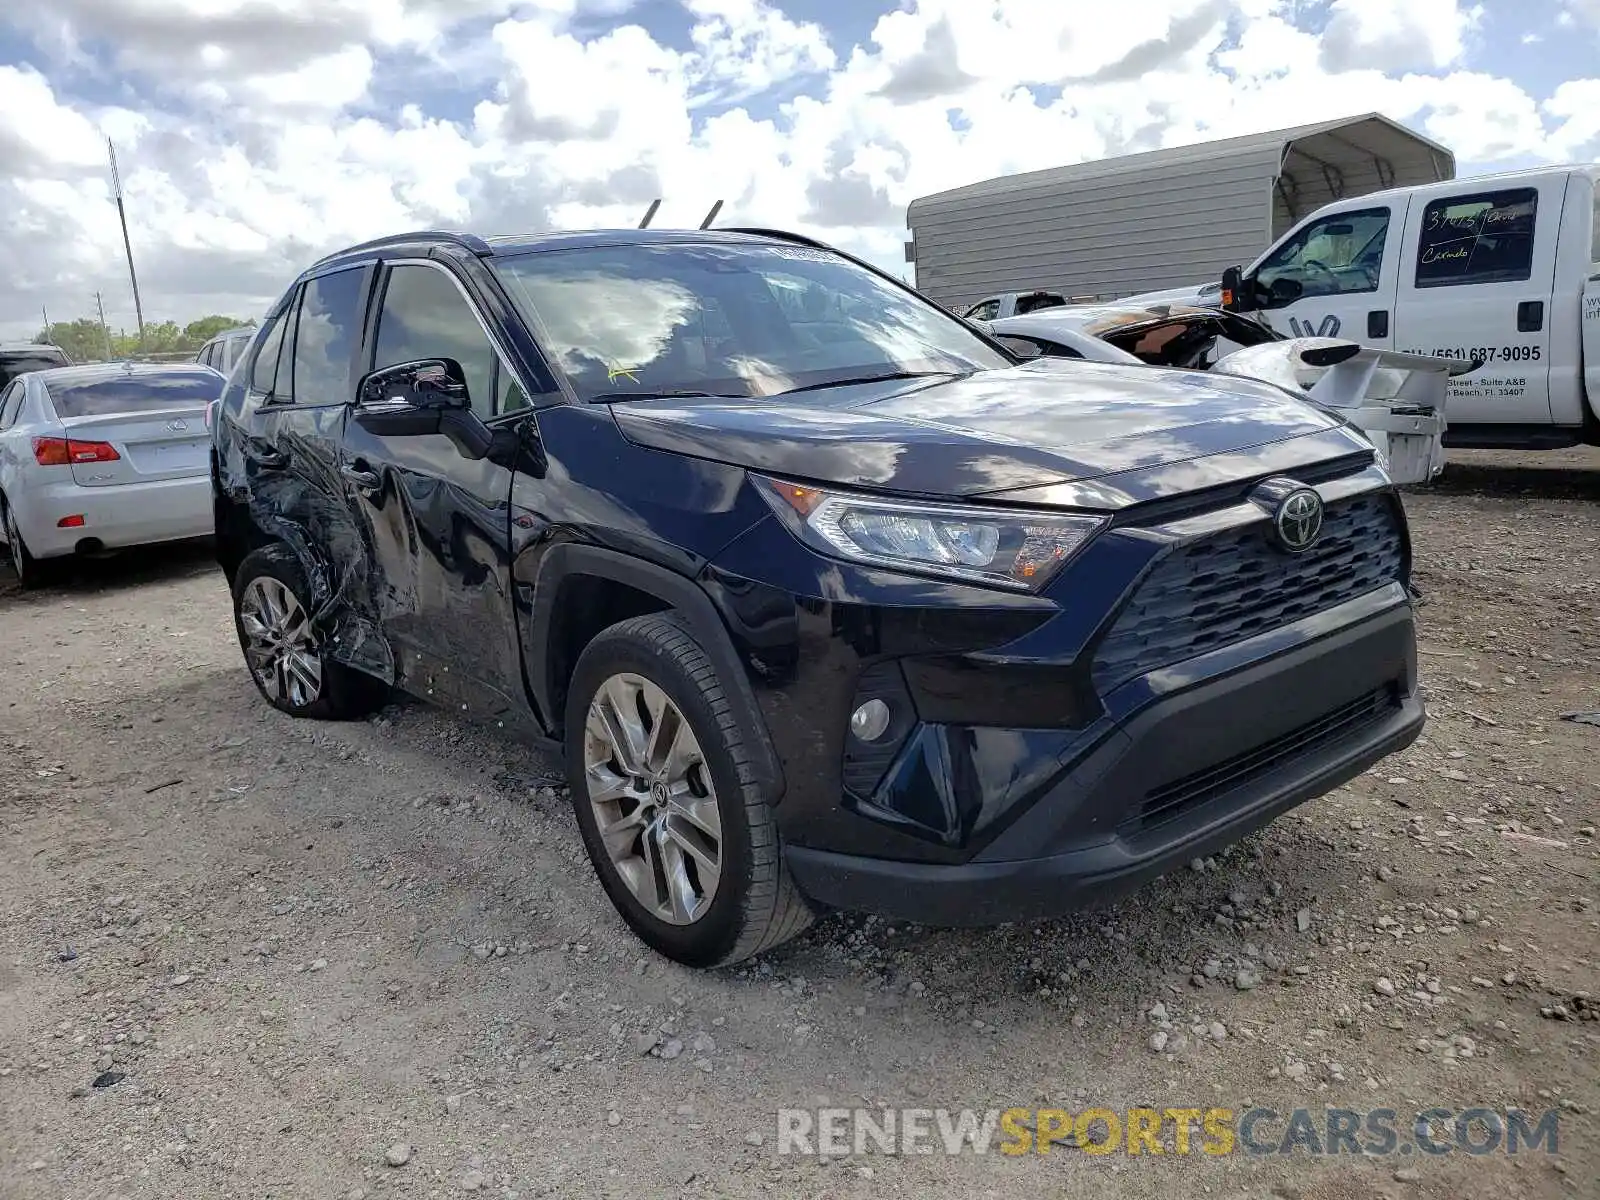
[
  {"left": 167, "top": 418, "right": 189, "bottom": 433},
  {"left": 1273, "top": 488, "right": 1324, "bottom": 553}
]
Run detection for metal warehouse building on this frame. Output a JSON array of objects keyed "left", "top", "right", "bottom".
[{"left": 904, "top": 113, "right": 1455, "bottom": 312}]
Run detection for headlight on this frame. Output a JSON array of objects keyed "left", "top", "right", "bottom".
[{"left": 753, "top": 475, "right": 1106, "bottom": 592}]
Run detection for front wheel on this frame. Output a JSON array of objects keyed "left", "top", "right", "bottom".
[
  {"left": 231, "top": 544, "right": 389, "bottom": 719},
  {"left": 564, "top": 613, "right": 813, "bottom": 968}
]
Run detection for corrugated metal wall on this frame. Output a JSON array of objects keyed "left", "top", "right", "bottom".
[{"left": 907, "top": 146, "right": 1281, "bottom": 311}]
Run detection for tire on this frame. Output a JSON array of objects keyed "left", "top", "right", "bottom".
[
  {"left": 564, "top": 613, "right": 813, "bottom": 968},
  {"left": 2, "top": 498, "right": 53, "bottom": 591},
  {"left": 231, "top": 543, "right": 390, "bottom": 720}
]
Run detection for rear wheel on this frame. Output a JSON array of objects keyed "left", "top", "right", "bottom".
[
  {"left": 564, "top": 613, "right": 813, "bottom": 968},
  {"left": 2, "top": 500, "right": 50, "bottom": 591},
  {"left": 231, "top": 544, "right": 389, "bottom": 719}
]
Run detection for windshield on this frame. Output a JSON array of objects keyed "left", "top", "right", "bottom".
[{"left": 489, "top": 241, "right": 1011, "bottom": 401}]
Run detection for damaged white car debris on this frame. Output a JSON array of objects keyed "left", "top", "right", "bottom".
[{"left": 981, "top": 303, "right": 1474, "bottom": 486}]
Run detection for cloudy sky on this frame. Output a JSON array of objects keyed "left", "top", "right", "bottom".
[{"left": 2, "top": 0, "right": 1598, "bottom": 340}]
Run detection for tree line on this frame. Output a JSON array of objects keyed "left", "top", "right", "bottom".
[{"left": 35, "top": 315, "right": 257, "bottom": 363}]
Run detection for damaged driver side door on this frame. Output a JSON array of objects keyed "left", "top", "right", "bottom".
[{"left": 339, "top": 258, "right": 533, "bottom": 724}]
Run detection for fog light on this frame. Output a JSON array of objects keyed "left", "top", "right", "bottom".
[{"left": 850, "top": 698, "right": 891, "bottom": 742}]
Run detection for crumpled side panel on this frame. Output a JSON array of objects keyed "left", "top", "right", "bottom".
[{"left": 223, "top": 431, "right": 397, "bottom": 684}]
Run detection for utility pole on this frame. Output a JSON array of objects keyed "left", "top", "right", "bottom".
[
  {"left": 94, "top": 292, "right": 114, "bottom": 360},
  {"left": 41, "top": 304, "right": 51, "bottom": 343},
  {"left": 107, "top": 138, "right": 146, "bottom": 347}
]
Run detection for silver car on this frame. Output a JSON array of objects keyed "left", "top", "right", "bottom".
[{"left": 0, "top": 362, "right": 225, "bottom": 588}]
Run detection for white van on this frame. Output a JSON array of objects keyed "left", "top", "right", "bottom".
[{"left": 1217, "top": 165, "right": 1600, "bottom": 450}]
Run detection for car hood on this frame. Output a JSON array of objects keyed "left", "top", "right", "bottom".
[{"left": 610, "top": 358, "right": 1369, "bottom": 504}]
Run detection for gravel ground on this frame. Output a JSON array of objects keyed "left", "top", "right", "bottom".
[{"left": 1, "top": 449, "right": 1596, "bottom": 1200}]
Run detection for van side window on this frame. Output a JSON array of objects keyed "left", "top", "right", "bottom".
[
  {"left": 1415, "top": 188, "right": 1538, "bottom": 288},
  {"left": 965, "top": 299, "right": 1001, "bottom": 321},
  {"left": 1255, "top": 207, "right": 1389, "bottom": 303}
]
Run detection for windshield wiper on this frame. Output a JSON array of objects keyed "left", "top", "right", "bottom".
[
  {"left": 588, "top": 389, "right": 745, "bottom": 403},
  {"left": 779, "top": 370, "right": 969, "bottom": 396}
]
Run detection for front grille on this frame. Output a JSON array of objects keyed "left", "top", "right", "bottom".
[
  {"left": 1092, "top": 493, "right": 1404, "bottom": 694},
  {"left": 1131, "top": 685, "right": 1399, "bottom": 834}
]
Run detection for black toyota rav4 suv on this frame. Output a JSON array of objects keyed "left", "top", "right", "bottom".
[{"left": 210, "top": 227, "right": 1423, "bottom": 968}]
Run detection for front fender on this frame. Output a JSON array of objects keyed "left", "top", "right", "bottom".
[{"left": 524, "top": 542, "right": 786, "bottom": 801}]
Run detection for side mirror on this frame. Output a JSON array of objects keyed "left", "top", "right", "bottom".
[
  {"left": 358, "top": 358, "right": 471, "bottom": 409},
  {"left": 353, "top": 358, "right": 492, "bottom": 460},
  {"left": 1220, "top": 266, "right": 1250, "bottom": 312}
]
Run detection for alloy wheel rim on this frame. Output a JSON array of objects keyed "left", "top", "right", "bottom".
[
  {"left": 4, "top": 509, "right": 25, "bottom": 585},
  {"left": 583, "top": 672, "right": 722, "bottom": 925},
  {"left": 239, "top": 576, "right": 323, "bottom": 708}
]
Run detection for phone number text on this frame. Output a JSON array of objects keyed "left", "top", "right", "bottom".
[{"left": 1402, "top": 345, "right": 1542, "bottom": 363}]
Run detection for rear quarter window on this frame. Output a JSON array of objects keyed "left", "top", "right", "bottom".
[{"left": 45, "top": 373, "right": 224, "bottom": 418}]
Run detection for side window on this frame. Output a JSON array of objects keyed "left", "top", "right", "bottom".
[
  {"left": 1015, "top": 293, "right": 1065, "bottom": 315},
  {"left": 1256, "top": 208, "right": 1390, "bottom": 303},
  {"left": 249, "top": 311, "right": 291, "bottom": 396},
  {"left": 965, "top": 300, "right": 1001, "bottom": 321},
  {"left": 1415, "top": 188, "right": 1538, "bottom": 288},
  {"left": 995, "top": 335, "right": 1081, "bottom": 360},
  {"left": 291, "top": 268, "right": 367, "bottom": 405},
  {"left": 1592, "top": 184, "right": 1600, "bottom": 263},
  {"left": 0, "top": 381, "right": 21, "bottom": 429},
  {"left": 372, "top": 264, "right": 499, "bottom": 419}
]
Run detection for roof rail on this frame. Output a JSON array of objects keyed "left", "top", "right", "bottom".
[
  {"left": 309, "top": 230, "right": 493, "bottom": 269},
  {"left": 720, "top": 227, "right": 838, "bottom": 252}
]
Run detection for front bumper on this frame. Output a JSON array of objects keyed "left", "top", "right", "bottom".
[
  {"left": 783, "top": 596, "right": 1422, "bottom": 926},
  {"left": 16, "top": 474, "right": 213, "bottom": 558}
]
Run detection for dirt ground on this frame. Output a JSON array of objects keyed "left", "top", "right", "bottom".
[{"left": 1, "top": 449, "right": 1596, "bottom": 1200}]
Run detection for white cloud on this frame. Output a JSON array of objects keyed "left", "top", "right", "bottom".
[
  {"left": 0, "top": 0, "right": 1592, "bottom": 339},
  {"left": 1545, "top": 79, "right": 1600, "bottom": 159},
  {"left": 1561, "top": 0, "right": 1600, "bottom": 30},
  {"left": 1319, "top": 0, "right": 1482, "bottom": 73}
]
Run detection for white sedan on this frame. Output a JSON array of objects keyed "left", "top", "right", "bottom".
[{"left": 0, "top": 362, "right": 225, "bottom": 589}]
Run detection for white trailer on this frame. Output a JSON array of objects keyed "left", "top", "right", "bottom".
[{"left": 905, "top": 113, "right": 1455, "bottom": 315}]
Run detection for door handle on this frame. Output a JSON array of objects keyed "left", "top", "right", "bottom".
[
  {"left": 1367, "top": 310, "right": 1389, "bottom": 339},
  {"left": 341, "top": 464, "right": 381, "bottom": 492},
  {"left": 1516, "top": 301, "right": 1544, "bottom": 333}
]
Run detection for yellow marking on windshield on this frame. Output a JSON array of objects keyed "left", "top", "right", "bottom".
[{"left": 607, "top": 365, "right": 641, "bottom": 385}]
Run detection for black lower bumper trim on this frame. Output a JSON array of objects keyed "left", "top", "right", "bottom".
[{"left": 784, "top": 691, "right": 1423, "bottom": 928}]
